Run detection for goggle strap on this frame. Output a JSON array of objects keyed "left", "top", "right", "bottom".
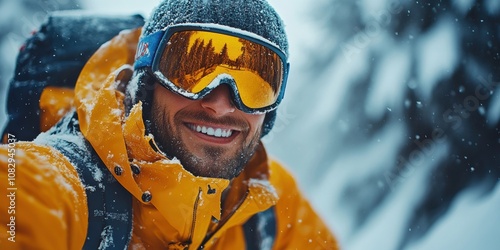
[{"left": 134, "top": 31, "right": 164, "bottom": 68}]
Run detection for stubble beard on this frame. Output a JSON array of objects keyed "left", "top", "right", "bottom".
[{"left": 149, "top": 104, "right": 262, "bottom": 180}]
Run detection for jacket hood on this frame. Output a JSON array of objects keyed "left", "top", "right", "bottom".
[{"left": 73, "top": 28, "right": 278, "bottom": 248}]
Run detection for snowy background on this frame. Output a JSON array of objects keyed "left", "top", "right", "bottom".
[{"left": 1, "top": 0, "right": 499, "bottom": 249}]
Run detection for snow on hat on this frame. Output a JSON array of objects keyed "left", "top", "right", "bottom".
[
  {"left": 138, "top": 0, "right": 289, "bottom": 137},
  {"left": 142, "top": 0, "right": 288, "bottom": 54}
]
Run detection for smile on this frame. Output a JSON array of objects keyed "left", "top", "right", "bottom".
[{"left": 187, "top": 124, "right": 234, "bottom": 138}]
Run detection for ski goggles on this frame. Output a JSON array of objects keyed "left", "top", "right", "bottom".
[{"left": 134, "top": 24, "right": 289, "bottom": 113}]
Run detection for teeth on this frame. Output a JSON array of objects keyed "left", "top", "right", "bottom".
[{"left": 191, "top": 124, "right": 233, "bottom": 138}]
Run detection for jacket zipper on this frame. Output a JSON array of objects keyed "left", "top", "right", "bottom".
[
  {"left": 199, "top": 191, "right": 250, "bottom": 248},
  {"left": 186, "top": 187, "right": 203, "bottom": 248}
]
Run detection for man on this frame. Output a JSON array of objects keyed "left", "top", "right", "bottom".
[{"left": 0, "top": 0, "right": 338, "bottom": 249}]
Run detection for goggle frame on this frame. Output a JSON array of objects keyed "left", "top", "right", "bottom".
[{"left": 134, "top": 23, "right": 290, "bottom": 114}]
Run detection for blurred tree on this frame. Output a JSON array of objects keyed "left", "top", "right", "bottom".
[{"left": 304, "top": 0, "right": 499, "bottom": 248}]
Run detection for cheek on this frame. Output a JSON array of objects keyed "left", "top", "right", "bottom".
[
  {"left": 153, "top": 85, "right": 190, "bottom": 114},
  {"left": 246, "top": 113, "right": 266, "bottom": 133},
  {"left": 151, "top": 87, "right": 182, "bottom": 132}
]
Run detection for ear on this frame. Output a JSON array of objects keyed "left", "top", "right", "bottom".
[
  {"left": 115, "top": 65, "right": 134, "bottom": 94},
  {"left": 261, "top": 109, "right": 277, "bottom": 138}
]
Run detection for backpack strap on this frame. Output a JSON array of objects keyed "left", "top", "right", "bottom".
[
  {"left": 40, "top": 111, "right": 133, "bottom": 249},
  {"left": 243, "top": 206, "right": 277, "bottom": 250}
]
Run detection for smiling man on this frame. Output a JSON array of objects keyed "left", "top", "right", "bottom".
[
  {"left": 0, "top": 0, "right": 338, "bottom": 249},
  {"left": 150, "top": 84, "right": 263, "bottom": 179}
]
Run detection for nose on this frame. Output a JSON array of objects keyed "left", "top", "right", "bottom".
[{"left": 200, "top": 85, "right": 236, "bottom": 116}]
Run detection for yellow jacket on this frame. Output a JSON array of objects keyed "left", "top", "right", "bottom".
[{"left": 0, "top": 28, "right": 338, "bottom": 249}]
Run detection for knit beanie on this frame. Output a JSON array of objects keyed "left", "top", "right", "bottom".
[{"left": 136, "top": 0, "right": 289, "bottom": 137}]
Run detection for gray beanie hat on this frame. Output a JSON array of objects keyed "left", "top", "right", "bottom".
[{"left": 136, "top": 0, "right": 289, "bottom": 137}]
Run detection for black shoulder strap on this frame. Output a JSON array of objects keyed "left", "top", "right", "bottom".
[
  {"left": 41, "top": 111, "right": 133, "bottom": 250},
  {"left": 243, "top": 206, "right": 277, "bottom": 250}
]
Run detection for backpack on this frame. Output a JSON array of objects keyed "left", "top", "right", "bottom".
[
  {"left": 1, "top": 11, "right": 144, "bottom": 141},
  {"left": 3, "top": 12, "right": 277, "bottom": 249}
]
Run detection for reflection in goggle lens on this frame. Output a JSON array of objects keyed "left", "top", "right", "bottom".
[{"left": 158, "top": 30, "right": 284, "bottom": 109}]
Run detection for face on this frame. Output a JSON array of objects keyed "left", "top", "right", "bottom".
[{"left": 149, "top": 82, "right": 265, "bottom": 179}]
